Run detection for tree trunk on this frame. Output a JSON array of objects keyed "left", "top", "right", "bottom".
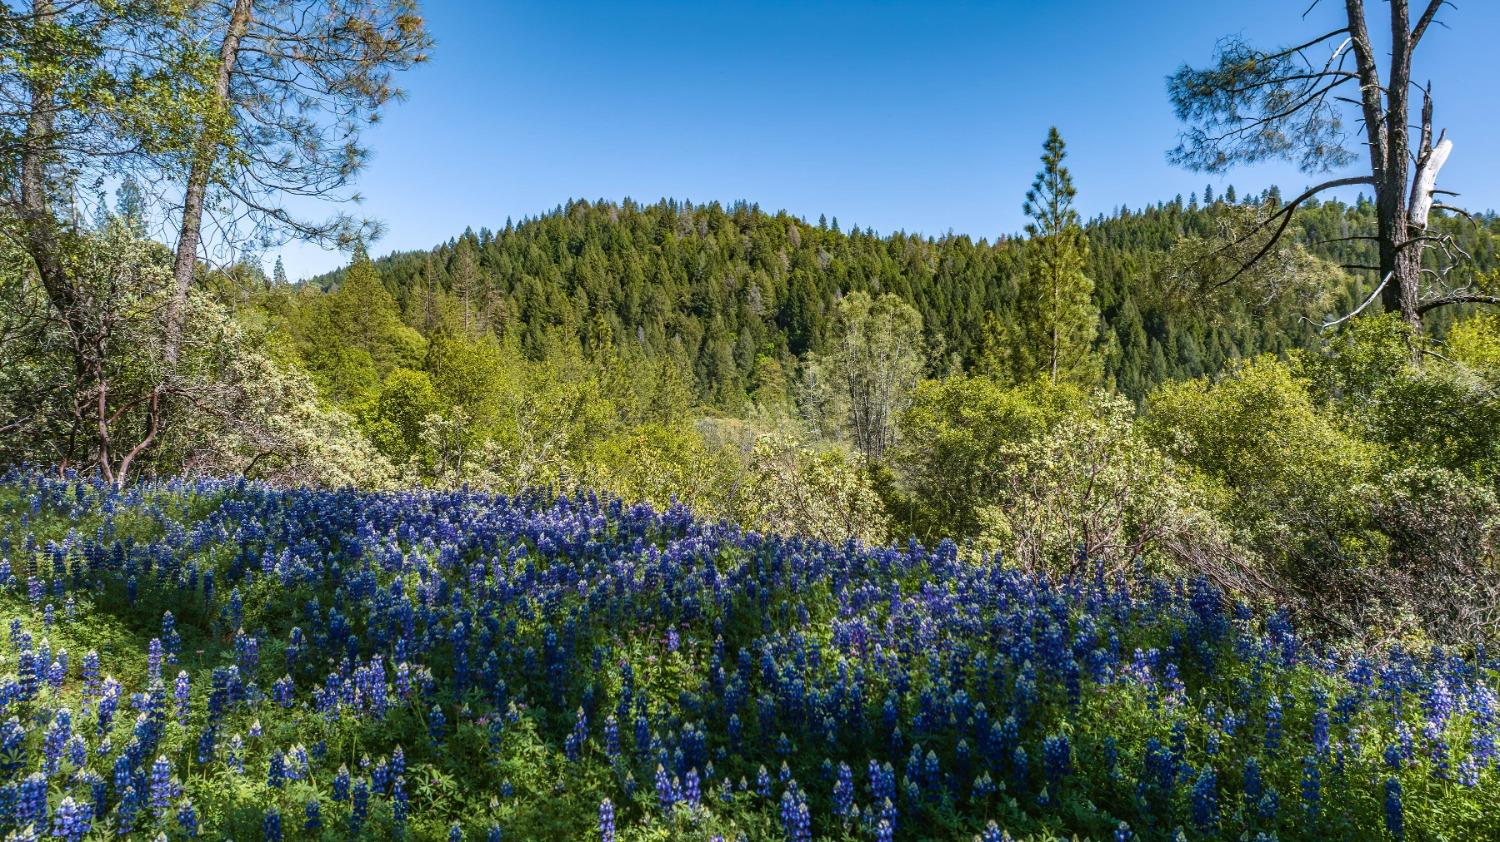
[
  {"left": 19, "top": 0, "right": 67, "bottom": 312},
  {"left": 1348, "top": 0, "right": 1429, "bottom": 358},
  {"left": 17, "top": 0, "right": 92, "bottom": 473},
  {"left": 165, "top": 0, "right": 254, "bottom": 366},
  {"left": 1382, "top": 0, "right": 1425, "bottom": 348}
]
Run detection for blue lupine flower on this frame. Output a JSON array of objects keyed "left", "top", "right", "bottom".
[
  {"left": 150, "top": 754, "right": 175, "bottom": 812},
  {"left": 779, "top": 788, "right": 811, "bottom": 842},
  {"left": 1385, "top": 777, "right": 1404, "bottom": 840},
  {"left": 1190, "top": 766, "right": 1218, "bottom": 832},
  {"left": 177, "top": 800, "right": 200, "bottom": 838},
  {"left": 267, "top": 750, "right": 286, "bottom": 789},
  {"left": 50, "top": 796, "right": 90, "bottom": 842},
  {"left": 115, "top": 782, "right": 141, "bottom": 835},
  {"left": 655, "top": 764, "right": 676, "bottom": 811},
  {"left": 1312, "top": 708, "right": 1330, "bottom": 755},
  {"left": 147, "top": 637, "right": 164, "bottom": 682},
  {"left": 599, "top": 797, "right": 615, "bottom": 842},
  {"left": 1010, "top": 746, "right": 1029, "bottom": 792},
  {"left": 832, "top": 761, "right": 854, "bottom": 819},
  {"left": 1265, "top": 695, "right": 1283, "bottom": 752},
  {"left": 42, "top": 708, "right": 71, "bottom": 775},
  {"left": 1043, "top": 733, "right": 1071, "bottom": 787},
  {"left": 393, "top": 775, "right": 409, "bottom": 827},
  {"left": 162, "top": 611, "right": 181, "bottom": 664},
  {"left": 604, "top": 715, "right": 620, "bottom": 757},
  {"left": 350, "top": 778, "right": 369, "bottom": 834},
  {"left": 1243, "top": 756, "right": 1263, "bottom": 808},
  {"left": 263, "top": 808, "right": 283, "bottom": 842},
  {"left": 1301, "top": 755, "right": 1321, "bottom": 826}
]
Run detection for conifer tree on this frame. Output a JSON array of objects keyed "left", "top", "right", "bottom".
[
  {"left": 450, "top": 234, "right": 483, "bottom": 334},
  {"left": 1011, "top": 128, "right": 1099, "bottom": 386}
]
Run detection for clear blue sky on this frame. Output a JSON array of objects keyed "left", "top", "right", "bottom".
[{"left": 277, "top": 0, "right": 1499, "bottom": 279}]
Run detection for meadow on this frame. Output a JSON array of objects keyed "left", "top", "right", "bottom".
[{"left": 0, "top": 470, "right": 1493, "bottom": 841}]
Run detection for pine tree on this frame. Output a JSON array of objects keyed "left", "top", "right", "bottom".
[
  {"left": 450, "top": 234, "right": 482, "bottom": 334},
  {"left": 1012, "top": 128, "right": 1100, "bottom": 386},
  {"left": 272, "top": 257, "right": 288, "bottom": 287},
  {"left": 115, "top": 177, "right": 145, "bottom": 234},
  {"left": 1114, "top": 298, "right": 1150, "bottom": 401}
]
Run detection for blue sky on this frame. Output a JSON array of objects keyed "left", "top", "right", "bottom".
[{"left": 277, "top": 0, "right": 1499, "bottom": 279}]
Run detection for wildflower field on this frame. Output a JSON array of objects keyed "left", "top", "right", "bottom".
[{"left": 0, "top": 472, "right": 1495, "bottom": 841}]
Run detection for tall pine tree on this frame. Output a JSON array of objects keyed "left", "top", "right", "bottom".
[{"left": 1011, "top": 128, "right": 1099, "bottom": 386}]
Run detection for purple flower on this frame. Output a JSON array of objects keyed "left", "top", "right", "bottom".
[
  {"left": 50, "top": 796, "right": 90, "bottom": 842},
  {"left": 150, "top": 754, "right": 175, "bottom": 812},
  {"left": 392, "top": 775, "right": 409, "bottom": 827},
  {"left": 18, "top": 773, "right": 48, "bottom": 827},
  {"left": 175, "top": 671, "right": 191, "bottom": 724},
  {"left": 1385, "top": 777, "right": 1404, "bottom": 840},
  {"left": 598, "top": 797, "right": 615, "bottom": 842},
  {"left": 350, "top": 778, "right": 369, "bottom": 834},
  {"left": 832, "top": 761, "right": 854, "bottom": 819},
  {"left": 1265, "top": 695, "right": 1283, "bottom": 752},
  {"left": 178, "top": 801, "right": 200, "bottom": 838},
  {"left": 1190, "top": 766, "right": 1218, "bottom": 833}
]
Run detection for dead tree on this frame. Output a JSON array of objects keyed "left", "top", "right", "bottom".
[{"left": 1168, "top": 0, "right": 1493, "bottom": 354}]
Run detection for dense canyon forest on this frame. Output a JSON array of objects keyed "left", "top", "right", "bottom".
[{"left": 308, "top": 193, "right": 1498, "bottom": 405}]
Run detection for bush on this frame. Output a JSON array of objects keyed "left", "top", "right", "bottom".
[{"left": 1144, "top": 356, "right": 1383, "bottom": 626}]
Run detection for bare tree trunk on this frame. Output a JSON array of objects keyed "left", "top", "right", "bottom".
[
  {"left": 165, "top": 0, "right": 254, "bottom": 366},
  {"left": 1383, "top": 1, "right": 1424, "bottom": 344}
]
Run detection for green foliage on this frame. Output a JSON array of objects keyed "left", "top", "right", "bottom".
[
  {"left": 1448, "top": 310, "right": 1500, "bottom": 373},
  {"left": 982, "top": 393, "right": 1227, "bottom": 577},
  {"left": 582, "top": 423, "right": 738, "bottom": 516},
  {"left": 803, "top": 292, "right": 925, "bottom": 464},
  {"left": 1145, "top": 357, "right": 1380, "bottom": 585},
  {"left": 735, "top": 431, "right": 890, "bottom": 546},
  {"left": 360, "top": 367, "right": 444, "bottom": 466},
  {"left": 1002, "top": 128, "right": 1101, "bottom": 387},
  {"left": 1302, "top": 313, "right": 1500, "bottom": 483},
  {"left": 891, "top": 376, "right": 1081, "bottom": 541},
  {"left": 317, "top": 198, "right": 1500, "bottom": 409}
]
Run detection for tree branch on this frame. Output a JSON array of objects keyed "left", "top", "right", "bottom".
[
  {"left": 1417, "top": 294, "right": 1500, "bottom": 315},
  {"left": 1214, "top": 175, "right": 1375, "bottom": 286},
  {"left": 1410, "top": 0, "right": 1448, "bottom": 48},
  {"left": 1318, "top": 271, "right": 1392, "bottom": 328}
]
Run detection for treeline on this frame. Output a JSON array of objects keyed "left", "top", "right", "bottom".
[{"left": 312, "top": 193, "right": 1498, "bottom": 405}]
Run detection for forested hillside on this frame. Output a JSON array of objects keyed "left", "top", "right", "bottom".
[{"left": 313, "top": 195, "right": 1499, "bottom": 404}]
